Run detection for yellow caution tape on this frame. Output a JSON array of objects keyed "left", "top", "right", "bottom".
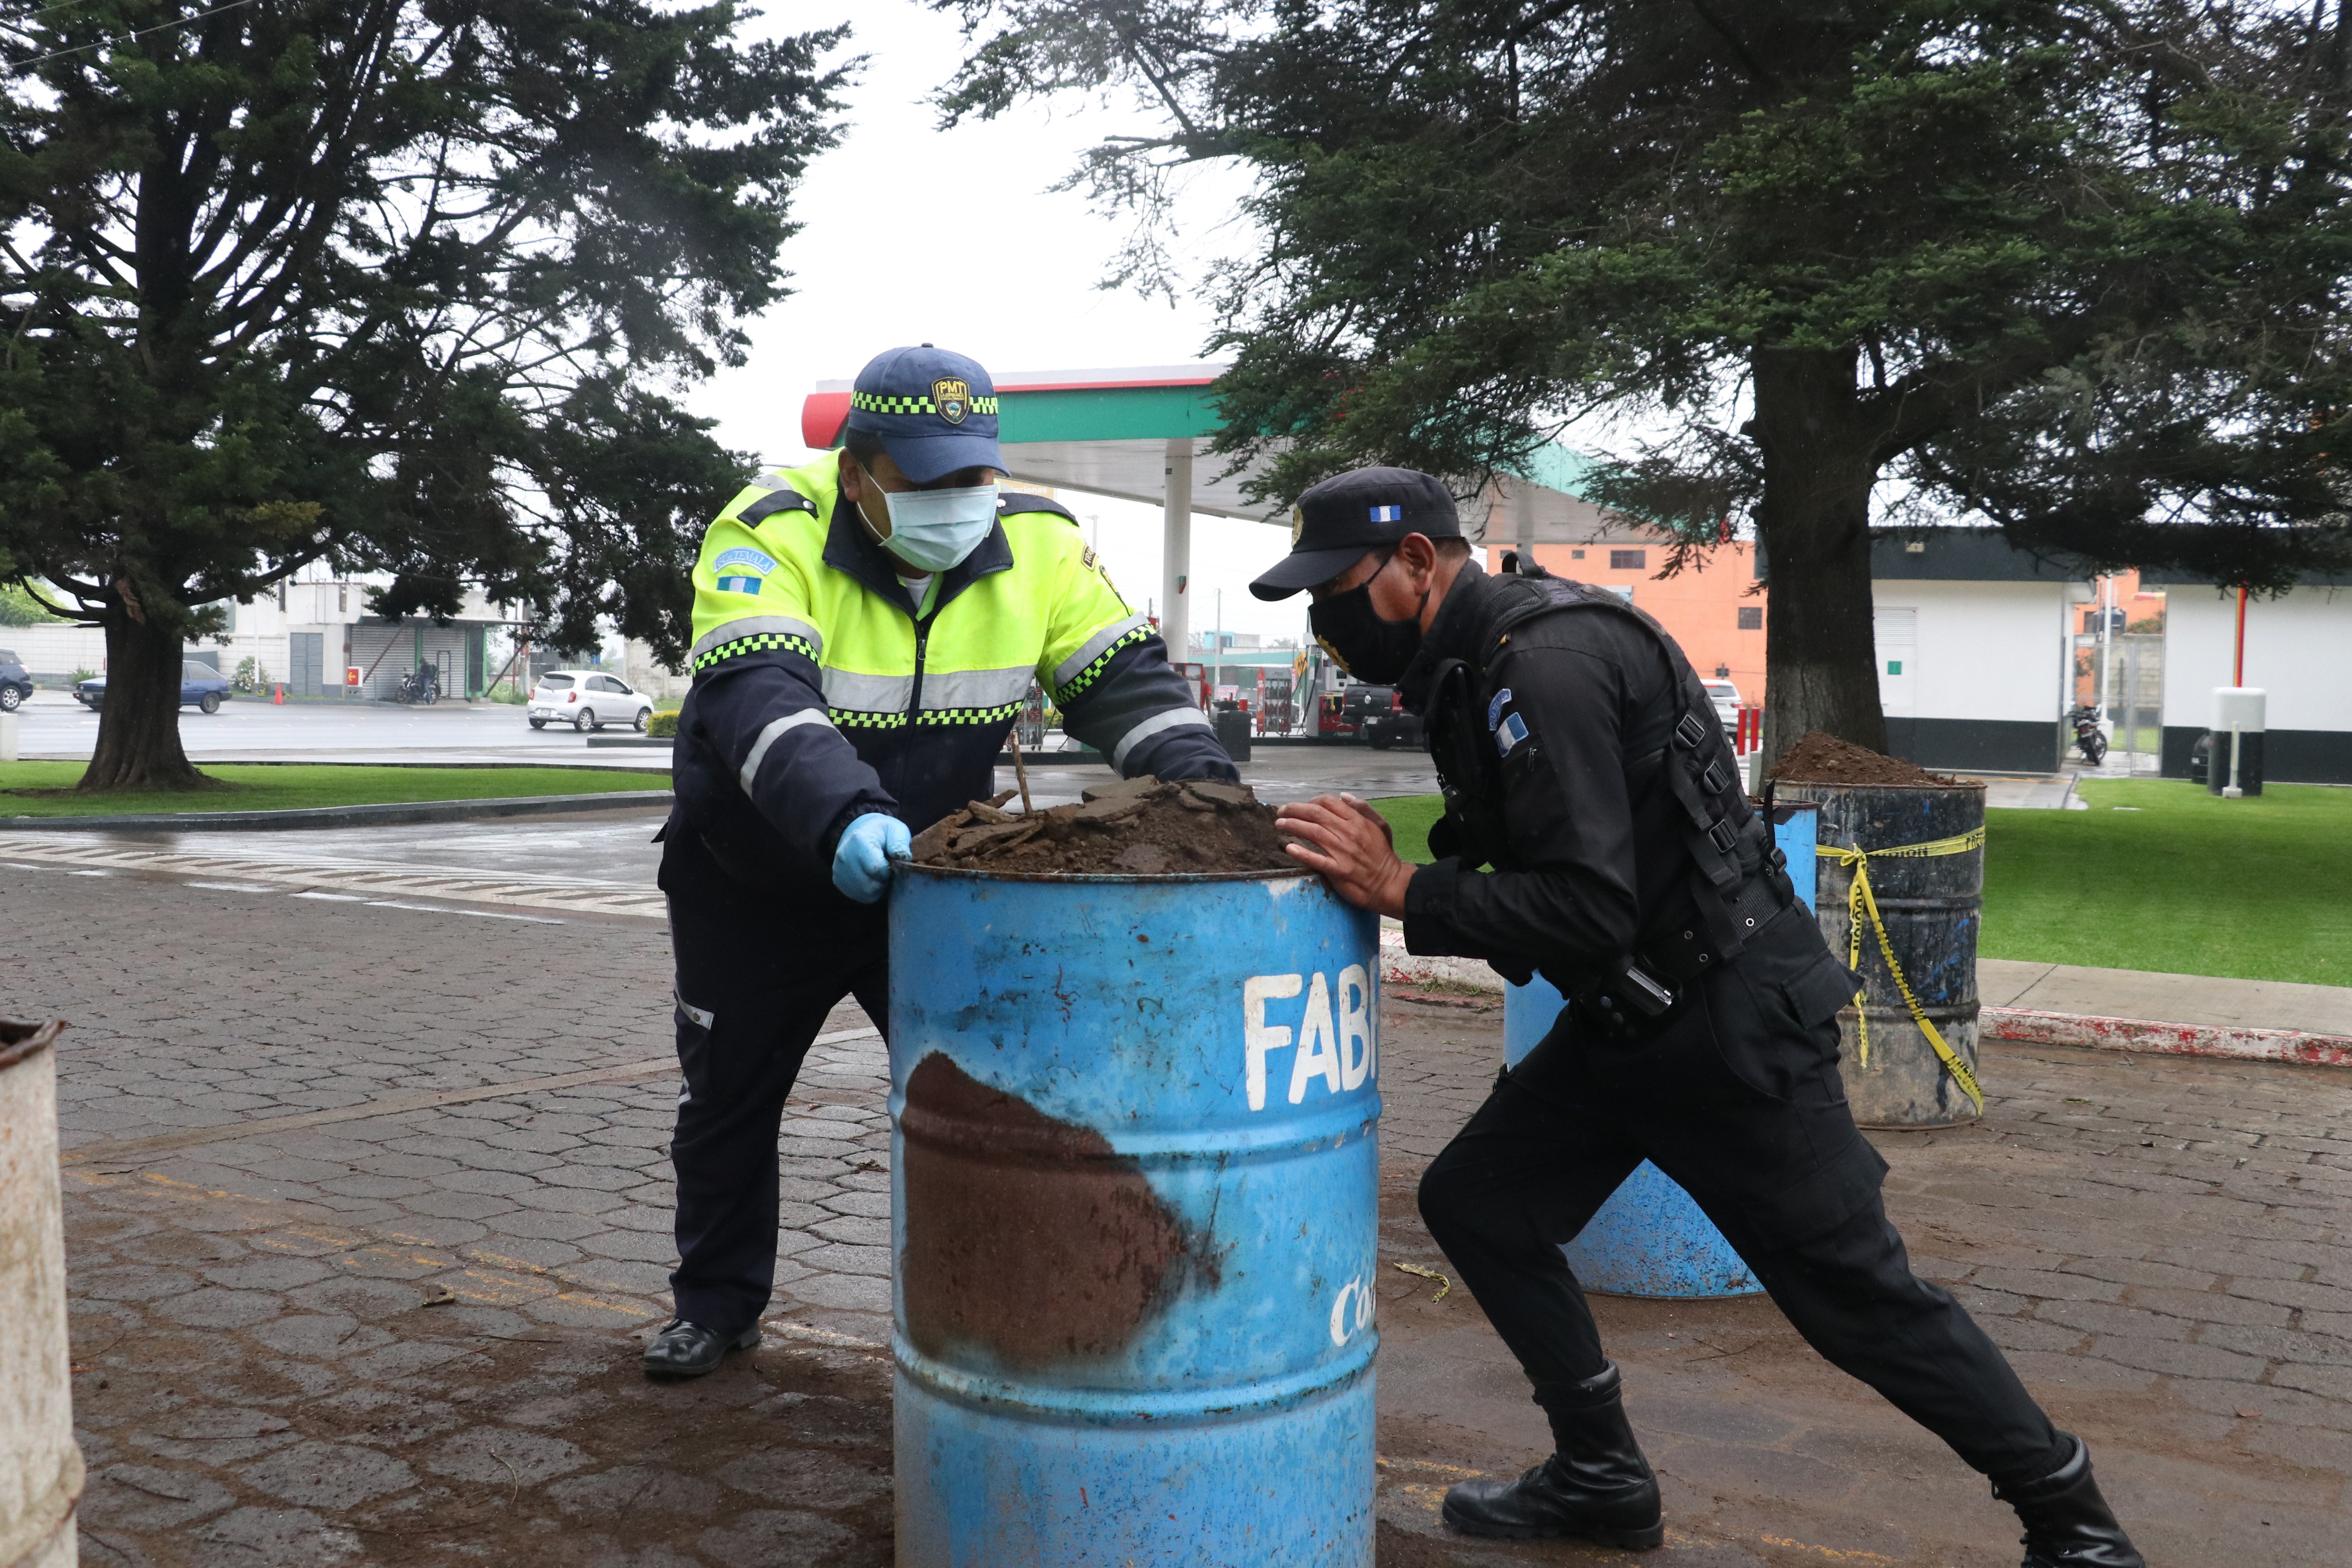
[
  {"left": 1816, "top": 827, "right": 1987, "bottom": 1115},
  {"left": 1392, "top": 1262, "right": 1451, "bottom": 1301}
]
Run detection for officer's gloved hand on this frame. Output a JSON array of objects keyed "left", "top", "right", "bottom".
[{"left": 832, "top": 813, "right": 910, "bottom": 904}]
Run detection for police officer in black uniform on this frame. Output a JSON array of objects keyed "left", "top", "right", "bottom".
[{"left": 1259, "top": 467, "right": 2141, "bottom": 1568}]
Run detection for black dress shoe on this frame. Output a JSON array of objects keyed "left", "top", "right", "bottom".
[
  {"left": 1441, "top": 1362, "right": 1664, "bottom": 1548},
  {"left": 641, "top": 1319, "right": 759, "bottom": 1379},
  {"left": 1993, "top": 1433, "right": 2144, "bottom": 1568}
]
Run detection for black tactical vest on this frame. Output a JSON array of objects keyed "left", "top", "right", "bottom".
[{"left": 1422, "top": 568, "right": 1792, "bottom": 989}]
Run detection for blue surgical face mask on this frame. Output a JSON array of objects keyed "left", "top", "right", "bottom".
[{"left": 863, "top": 478, "right": 1000, "bottom": 573}]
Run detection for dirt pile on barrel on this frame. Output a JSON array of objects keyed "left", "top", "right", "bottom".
[
  {"left": 909, "top": 775, "right": 1298, "bottom": 875},
  {"left": 1770, "top": 729, "right": 1959, "bottom": 787}
]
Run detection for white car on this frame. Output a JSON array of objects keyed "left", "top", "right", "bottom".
[
  {"left": 1702, "top": 678, "right": 1743, "bottom": 738},
  {"left": 528, "top": 670, "right": 654, "bottom": 733}
]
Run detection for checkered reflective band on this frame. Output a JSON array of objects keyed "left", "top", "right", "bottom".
[{"left": 849, "top": 391, "right": 1001, "bottom": 416}]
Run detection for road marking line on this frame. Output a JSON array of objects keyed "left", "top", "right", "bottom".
[
  {"left": 0, "top": 832, "right": 666, "bottom": 918},
  {"left": 363, "top": 899, "right": 565, "bottom": 924}
]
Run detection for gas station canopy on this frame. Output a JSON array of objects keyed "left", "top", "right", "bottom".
[
  {"left": 804, "top": 366, "right": 1278, "bottom": 521},
  {"left": 800, "top": 364, "right": 1619, "bottom": 655}
]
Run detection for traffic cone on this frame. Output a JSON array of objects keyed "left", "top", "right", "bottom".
[{"left": 274, "top": 683, "right": 283, "bottom": 704}]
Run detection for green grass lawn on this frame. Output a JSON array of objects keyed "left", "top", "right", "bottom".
[
  {"left": 1372, "top": 779, "right": 2352, "bottom": 988},
  {"left": 0, "top": 762, "right": 671, "bottom": 818},
  {"left": 1983, "top": 778, "right": 2352, "bottom": 988},
  {"left": 1368, "top": 792, "right": 1446, "bottom": 863}
]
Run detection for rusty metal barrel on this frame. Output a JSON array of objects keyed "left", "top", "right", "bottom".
[
  {"left": 1774, "top": 780, "right": 1987, "bottom": 1127},
  {"left": 2, "top": 1019, "right": 81, "bottom": 1568},
  {"left": 888, "top": 865, "right": 1380, "bottom": 1566}
]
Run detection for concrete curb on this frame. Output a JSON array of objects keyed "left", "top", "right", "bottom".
[
  {"left": 1982, "top": 1007, "right": 2352, "bottom": 1069},
  {"left": 1378, "top": 929, "right": 1505, "bottom": 994},
  {"left": 0, "top": 790, "right": 674, "bottom": 832},
  {"left": 1373, "top": 933, "right": 2352, "bottom": 1071}
]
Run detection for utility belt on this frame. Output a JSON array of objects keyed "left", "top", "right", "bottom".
[{"left": 1570, "top": 841, "right": 1800, "bottom": 1041}]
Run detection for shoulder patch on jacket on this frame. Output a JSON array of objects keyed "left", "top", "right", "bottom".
[
  {"left": 738, "top": 487, "right": 817, "bottom": 524},
  {"left": 998, "top": 490, "right": 1076, "bottom": 523}
]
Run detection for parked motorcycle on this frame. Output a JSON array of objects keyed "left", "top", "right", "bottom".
[
  {"left": 2068, "top": 703, "right": 2108, "bottom": 765},
  {"left": 394, "top": 667, "right": 441, "bottom": 706}
]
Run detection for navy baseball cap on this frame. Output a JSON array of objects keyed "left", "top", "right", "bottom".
[
  {"left": 1249, "top": 466, "right": 1461, "bottom": 600},
  {"left": 843, "top": 345, "right": 1005, "bottom": 484}
]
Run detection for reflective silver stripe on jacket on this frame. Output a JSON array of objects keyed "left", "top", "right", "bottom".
[
  {"left": 919, "top": 664, "right": 1036, "bottom": 713},
  {"left": 738, "top": 708, "right": 835, "bottom": 795},
  {"left": 822, "top": 669, "right": 915, "bottom": 713},
  {"left": 691, "top": 615, "right": 823, "bottom": 664},
  {"left": 1052, "top": 613, "right": 1150, "bottom": 692},
  {"left": 1109, "top": 705, "right": 1215, "bottom": 772}
]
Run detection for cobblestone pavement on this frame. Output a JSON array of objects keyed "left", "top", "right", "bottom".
[{"left": 11, "top": 864, "right": 2351, "bottom": 1565}]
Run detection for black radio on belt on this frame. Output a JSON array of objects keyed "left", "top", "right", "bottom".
[{"left": 1575, "top": 956, "right": 1676, "bottom": 1037}]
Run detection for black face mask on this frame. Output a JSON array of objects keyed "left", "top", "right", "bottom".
[{"left": 1310, "top": 554, "right": 1426, "bottom": 684}]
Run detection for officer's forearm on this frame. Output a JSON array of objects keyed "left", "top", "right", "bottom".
[
  {"left": 690, "top": 661, "right": 896, "bottom": 866},
  {"left": 1401, "top": 859, "right": 1637, "bottom": 970}
]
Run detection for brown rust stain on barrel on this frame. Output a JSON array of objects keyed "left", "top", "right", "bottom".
[{"left": 900, "top": 1052, "right": 1207, "bottom": 1368}]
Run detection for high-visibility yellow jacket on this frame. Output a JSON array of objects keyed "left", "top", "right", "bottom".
[{"left": 669, "top": 450, "right": 1233, "bottom": 888}]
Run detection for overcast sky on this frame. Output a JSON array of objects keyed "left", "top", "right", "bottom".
[{"left": 685, "top": 1, "right": 1315, "bottom": 644}]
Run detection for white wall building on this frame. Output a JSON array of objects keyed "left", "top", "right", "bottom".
[
  {"left": 1859, "top": 530, "right": 2088, "bottom": 773},
  {"left": 0, "top": 623, "right": 109, "bottom": 682},
  {"left": 2144, "top": 571, "right": 2352, "bottom": 784}
]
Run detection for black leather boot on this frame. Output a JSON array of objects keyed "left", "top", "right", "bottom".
[
  {"left": 1440, "top": 1362, "right": 1664, "bottom": 1548},
  {"left": 1991, "top": 1433, "right": 2144, "bottom": 1568}
]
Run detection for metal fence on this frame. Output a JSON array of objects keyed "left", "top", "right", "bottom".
[{"left": 2073, "top": 632, "right": 2164, "bottom": 775}]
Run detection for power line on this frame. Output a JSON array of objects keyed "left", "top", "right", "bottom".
[{"left": 6, "top": 0, "right": 260, "bottom": 72}]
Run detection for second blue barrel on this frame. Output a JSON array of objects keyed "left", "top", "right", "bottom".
[
  {"left": 1501, "top": 803, "right": 1818, "bottom": 1299},
  {"left": 889, "top": 864, "right": 1382, "bottom": 1566}
]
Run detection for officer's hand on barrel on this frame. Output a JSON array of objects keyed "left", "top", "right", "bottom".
[
  {"left": 832, "top": 813, "right": 912, "bottom": 904},
  {"left": 1276, "top": 793, "right": 1414, "bottom": 917}
]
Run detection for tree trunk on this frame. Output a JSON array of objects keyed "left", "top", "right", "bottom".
[
  {"left": 80, "top": 602, "right": 212, "bottom": 793},
  {"left": 1749, "top": 347, "right": 1889, "bottom": 775}
]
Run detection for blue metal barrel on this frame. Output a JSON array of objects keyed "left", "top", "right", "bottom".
[
  {"left": 889, "top": 864, "right": 1382, "bottom": 1566},
  {"left": 1499, "top": 804, "right": 1819, "bottom": 1299}
]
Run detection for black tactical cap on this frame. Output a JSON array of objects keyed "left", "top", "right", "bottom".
[{"left": 1249, "top": 466, "right": 1461, "bottom": 600}]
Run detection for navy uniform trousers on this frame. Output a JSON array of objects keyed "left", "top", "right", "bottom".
[
  {"left": 658, "top": 825, "right": 888, "bottom": 1336},
  {"left": 1416, "top": 927, "right": 2069, "bottom": 1488}
]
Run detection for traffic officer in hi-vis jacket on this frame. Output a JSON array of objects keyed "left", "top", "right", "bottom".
[
  {"left": 645, "top": 345, "right": 1237, "bottom": 1377},
  {"left": 1258, "top": 466, "right": 2140, "bottom": 1568}
]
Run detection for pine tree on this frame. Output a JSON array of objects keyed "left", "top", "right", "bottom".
[
  {"left": 2, "top": 0, "right": 847, "bottom": 787},
  {"left": 937, "top": 0, "right": 2352, "bottom": 763}
]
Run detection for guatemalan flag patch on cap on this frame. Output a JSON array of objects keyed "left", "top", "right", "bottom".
[{"left": 1369, "top": 504, "right": 1402, "bottom": 522}]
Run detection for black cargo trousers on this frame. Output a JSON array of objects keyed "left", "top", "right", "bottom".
[
  {"left": 1416, "top": 910, "right": 2069, "bottom": 1487},
  {"left": 658, "top": 825, "right": 889, "bottom": 1336}
]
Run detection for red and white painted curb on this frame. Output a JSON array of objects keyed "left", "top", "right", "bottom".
[
  {"left": 1377, "top": 929, "right": 1504, "bottom": 995},
  {"left": 1981, "top": 1008, "right": 2352, "bottom": 1069},
  {"left": 1378, "top": 933, "right": 2352, "bottom": 1069}
]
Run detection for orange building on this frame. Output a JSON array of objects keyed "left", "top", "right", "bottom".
[
  {"left": 1466, "top": 463, "right": 1767, "bottom": 706},
  {"left": 1501, "top": 531, "right": 1767, "bottom": 707}
]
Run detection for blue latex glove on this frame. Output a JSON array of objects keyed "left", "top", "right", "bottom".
[{"left": 832, "top": 812, "right": 911, "bottom": 904}]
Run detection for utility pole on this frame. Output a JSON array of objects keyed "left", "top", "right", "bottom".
[
  {"left": 1214, "top": 590, "right": 1224, "bottom": 697},
  {"left": 2097, "top": 574, "right": 2113, "bottom": 743}
]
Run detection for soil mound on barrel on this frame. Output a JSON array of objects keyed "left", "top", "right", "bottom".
[
  {"left": 908, "top": 776, "right": 1298, "bottom": 875},
  {"left": 1770, "top": 729, "right": 1959, "bottom": 787}
]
